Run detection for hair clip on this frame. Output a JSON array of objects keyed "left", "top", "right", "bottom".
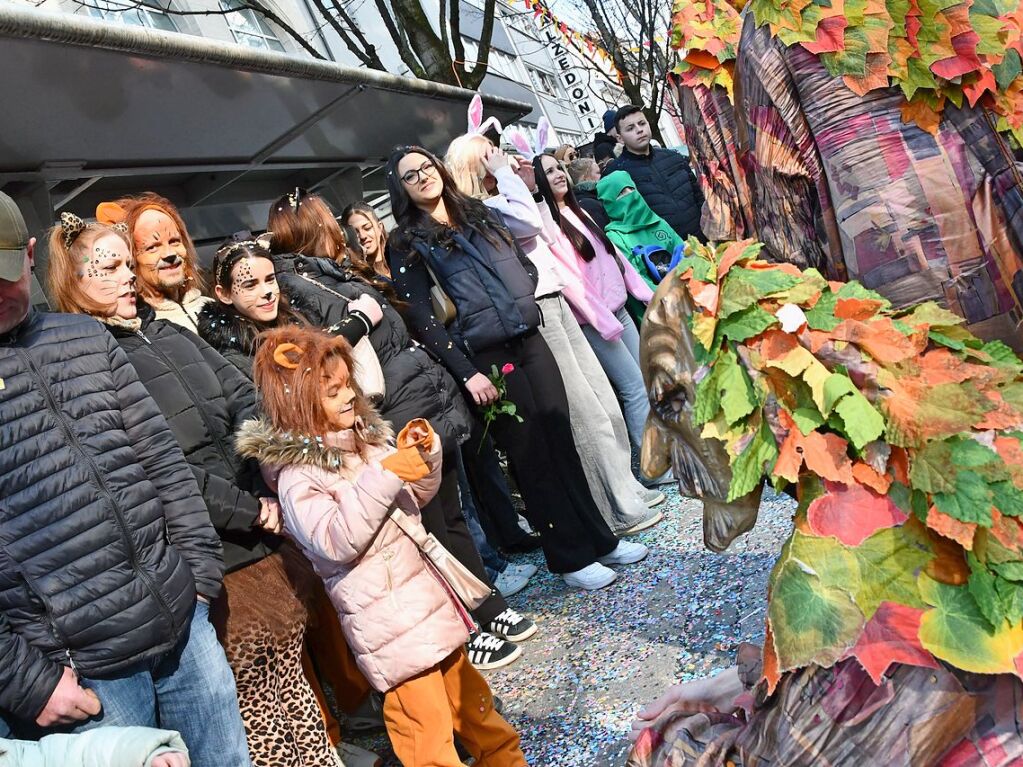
[
  {"left": 273, "top": 342, "right": 304, "bottom": 369},
  {"left": 287, "top": 187, "right": 305, "bottom": 211},
  {"left": 60, "top": 212, "right": 89, "bottom": 249}
]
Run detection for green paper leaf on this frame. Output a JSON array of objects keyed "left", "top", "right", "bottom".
[
  {"left": 929, "top": 330, "right": 966, "bottom": 350},
  {"left": 933, "top": 469, "right": 994, "bottom": 527},
  {"left": 852, "top": 526, "right": 932, "bottom": 617},
  {"left": 832, "top": 389, "right": 886, "bottom": 450},
  {"left": 898, "top": 302, "right": 966, "bottom": 328},
  {"left": 718, "top": 267, "right": 799, "bottom": 318},
  {"left": 994, "top": 49, "right": 1023, "bottom": 91},
  {"left": 805, "top": 291, "right": 841, "bottom": 331},
  {"left": 728, "top": 418, "right": 777, "bottom": 501},
  {"left": 968, "top": 552, "right": 1004, "bottom": 629},
  {"left": 950, "top": 436, "right": 1002, "bottom": 470},
  {"left": 718, "top": 304, "right": 779, "bottom": 343},
  {"left": 768, "top": 538, "right": 865, "bottom": 670},
  {"left": 919, "top": 574, "right": 1023, "bottom": 674},
  {"left": 995, "top": 576, "right": 1023, "bottom": 625},
  {"left": 992, "top": 561, "right": 1023, "bottom": 581},
  {"left": 991, "top": 480, "right": 1023, "bottom": 518},
  {"left": 909, "top": 441, "right": 957, "bottom": 494}
]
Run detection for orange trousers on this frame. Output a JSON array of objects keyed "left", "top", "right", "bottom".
[{"left": 383, "top": 649, "right": 527, "bottom": 767}]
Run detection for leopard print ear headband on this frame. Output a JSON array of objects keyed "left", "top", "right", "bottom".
[{"left": 59, "top": 213, "right": 128, "bottom": 249}]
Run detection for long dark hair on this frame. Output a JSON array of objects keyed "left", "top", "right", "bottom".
[
  {"left": 532, "top": 155, "right": 615, "bottom": 262},
  {"left": 210, "top": 238, "right": 307, "bottom": 350},
  {"left": 385, "top": 145, "right": 514, "bottom": 259}
]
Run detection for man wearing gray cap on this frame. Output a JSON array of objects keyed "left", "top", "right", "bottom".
[
  {"left": 0, "top": 192, "right": 250, "bottom": 766},
  {"left": 0, "top": 192, "right": 34, "bottom": 336}
]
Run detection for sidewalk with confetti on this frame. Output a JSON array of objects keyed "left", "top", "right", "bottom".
[{"left": 350, "top": 486, "right": 794, "bottom": 766}]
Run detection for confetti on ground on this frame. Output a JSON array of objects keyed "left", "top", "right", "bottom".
[{"left": 347, "top": 485, "right": 794, "bottom": 766}]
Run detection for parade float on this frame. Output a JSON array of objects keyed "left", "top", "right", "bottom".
[{"left": 632, "top": 239, "right": 1023, "bottom": 764}]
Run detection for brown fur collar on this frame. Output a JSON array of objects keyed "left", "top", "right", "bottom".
[{"left": 235, "top": 411, "right": 393, "bottom": 472}]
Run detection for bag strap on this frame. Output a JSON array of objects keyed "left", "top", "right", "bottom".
[
  {"left": 294, "top": 271, "right": 352, "bottom": 305},
  {"left": 388, "top": 507, "right": 431, "bottom": 549}
]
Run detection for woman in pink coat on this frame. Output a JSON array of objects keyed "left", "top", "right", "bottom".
[{"left": 236, "top": 326, "right": 526, "bottom": 767}]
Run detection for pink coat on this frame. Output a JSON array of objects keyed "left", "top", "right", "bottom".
[{"left": 236, "top": 416, "right": 470, "bottom": 692}]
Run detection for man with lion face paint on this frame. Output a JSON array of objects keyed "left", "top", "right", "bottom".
[{"left": 97, "top": 194, "right": 211, "bottom": 332}]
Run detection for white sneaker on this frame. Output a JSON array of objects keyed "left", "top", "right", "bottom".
[
  {"left": 493, "top": 569, "right": 530, "bottom": 597},
  {"left": 562, "top": 562, "right": 617, "bottom": 590},
  {"left": 640, "top": 488, "right": 666, "bottom": 507},
  {"left": 505, "top": 562, "right": 538, "bottom": 579},
  {"left": 619, "top": 511, "right": 663, "bottom": 536},
  {"left": 598, "top": 540, "right": 649, "bottom": 566}
]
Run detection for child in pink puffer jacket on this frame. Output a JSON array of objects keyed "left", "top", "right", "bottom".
[{"left": 237, "top": 326, "right": 527, "bottom": 767}]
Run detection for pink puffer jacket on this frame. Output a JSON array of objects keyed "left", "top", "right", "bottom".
[{"left": 236, "top": 415, "right": 470, "bottom": 692}]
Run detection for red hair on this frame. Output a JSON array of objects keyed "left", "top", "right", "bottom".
[{"left": 252, "top": 325, "right": 372, "bottom": 435}]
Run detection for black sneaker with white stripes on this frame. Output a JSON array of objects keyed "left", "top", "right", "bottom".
[
  {"left": 485, "top": 608, "right": 538, "bottom": 642},
  {"left": 465, "top": 631, "right": 522, "bottom": 670}
]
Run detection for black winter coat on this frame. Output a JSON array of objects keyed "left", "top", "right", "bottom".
[
  {"left": 603, "top": 147, "right": 707, "bottom": 241},
  {"left": 108, "top": 307, "right": 279, "bottom": 573},
  {"left": 0, "top": 311, "right": 222, "bottom": 720},
  {"left": 201, "top": 255, "right": 472, "bottom": 450},
  {"left": 574, "top": 185, "right": 611, "bottom": 231}
]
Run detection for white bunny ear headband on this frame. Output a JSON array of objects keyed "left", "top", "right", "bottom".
[
  {"left": 467, "top": 93, "right": 504, "bottom": 138},
  {"left": 502, "top": 117, "right": 553, "bottom": 162}
]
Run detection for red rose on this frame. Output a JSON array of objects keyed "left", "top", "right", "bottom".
[{"left": 501, "top": 363, "right": 515, "bottom": 375}]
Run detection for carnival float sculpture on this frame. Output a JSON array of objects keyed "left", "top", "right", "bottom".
[
  {"left": 631, "top": 239, "right": 1023, "bottom": 765},
  {"left": 667, "top": 0, "right": 1023, "bottom": 350}
]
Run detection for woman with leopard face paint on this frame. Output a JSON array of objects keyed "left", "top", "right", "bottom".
[{"left": 47, "top": 217, "right": 348, "bottom": 767}]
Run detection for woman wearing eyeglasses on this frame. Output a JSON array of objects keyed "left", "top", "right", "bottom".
[{"left": 386, "top": 146, "right": 649, "bottom": 591}]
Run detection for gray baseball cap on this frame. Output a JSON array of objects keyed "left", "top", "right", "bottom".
[{"left": 0, "top": 191, "right": 29, "bottom": 282}]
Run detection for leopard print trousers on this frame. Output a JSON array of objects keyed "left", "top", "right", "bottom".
[{"left": 215, "top": 550, "right": 341, "bottom": 767}]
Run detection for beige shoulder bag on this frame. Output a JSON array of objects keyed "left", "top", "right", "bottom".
[{"left": 388, "top": 508, "right": 492, "bottom": 611}]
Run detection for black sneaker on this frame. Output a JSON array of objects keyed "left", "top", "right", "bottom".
[
  {"left": 466, "top": 632, "right": 522, "bottom": 670},
  {"left": 486, "top": 608, "right": 538, "bottom": 642}
]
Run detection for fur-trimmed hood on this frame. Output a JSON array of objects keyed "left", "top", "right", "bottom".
[{"left": 235, "top": 410, "right": 393, "bottom": 473}]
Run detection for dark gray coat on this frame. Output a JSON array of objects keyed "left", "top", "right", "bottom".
[
  {"left": 109, "top": 307, "right": 278, "bottom": 573},
  {"left": 0, "top": 311, "right": 222, "bottom": 721}
]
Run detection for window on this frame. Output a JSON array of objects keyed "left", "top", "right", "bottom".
[
  {"left": 86, "top": 0, "right": 177, "bottom": 31},
  {"left": 528, "top": 67, "right": 558, "bottom": 97},
  {"left": 220, "top": 0, "right": 286, "bottom": 52},
  {"left": 461, "top": 37, "right": 527, "bottom": 82}
]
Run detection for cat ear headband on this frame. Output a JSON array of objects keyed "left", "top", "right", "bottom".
[
  {"left": 503, "top": 117, "right": 553, "bottom": 162},
  {"left": 467, "top": 94, "right": 503, "bottom": 138},
  {"left": 59, "top": 211, "right": 128, "bottom": 249}
]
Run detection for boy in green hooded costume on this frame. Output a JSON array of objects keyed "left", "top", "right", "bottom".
[{"left": 597, "top": 171, "right": 685, "bottom": 292}]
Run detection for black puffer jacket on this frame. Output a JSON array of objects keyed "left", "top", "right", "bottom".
[
  {"left": 603, "top": 147, "right": 707, "bottom": 241},
  {"left": 574, "top": 184, "right": 611, "bottom": 231},
  {"left": 202, "top": 254, "right": 472, "bottom": 450},
  {"left": 108, "top": 306, "right": 278, "bottom": 573},
  {"left": 0, "top": 311, "right": 222, "bottom": 720}
]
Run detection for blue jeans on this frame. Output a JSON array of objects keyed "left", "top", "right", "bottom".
[
  {"left": 581, "top": 306, "right": 649, "bottom": 451},
  {"left": 457, "top": 453, "right": 508, "bottom": 581},
  {"left": 75, "top": 601, "right": 251, "bottom": 767}
]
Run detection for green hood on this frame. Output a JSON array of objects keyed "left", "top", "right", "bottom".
[
  {"left": 598, "top": 171, "right": 662, "bottom": 232},
  {"left": 596, "top": 171, "right": 684, "bottom": 275}
]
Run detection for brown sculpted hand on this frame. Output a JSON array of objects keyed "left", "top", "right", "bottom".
[{"left": 36, "top": 666, "right": 102, "bottom": 727}]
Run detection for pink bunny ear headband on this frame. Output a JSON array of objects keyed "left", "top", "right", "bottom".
[
  {"left": 502, "top": 117, "right": 553, "bottom": 162},
  {"left": 467, "top": 93, "right": 504, "bottom": 137}
]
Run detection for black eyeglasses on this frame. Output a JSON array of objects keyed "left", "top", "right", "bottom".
[{"left": 400, "top": 161, "right": 438, "bottom": 186}]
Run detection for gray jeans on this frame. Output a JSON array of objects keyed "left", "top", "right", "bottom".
[
  {"left": 580, "top": 305, "right": 649, "bottom": 452},
  {"left": 538, "top": 295, "right": 653, "bottom": 533}
]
